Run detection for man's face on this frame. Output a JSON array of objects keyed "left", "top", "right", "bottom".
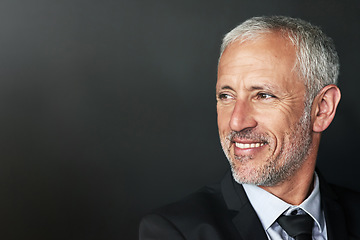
[{"left": 216, "top": 34, "right": 313, "bottom": 186}]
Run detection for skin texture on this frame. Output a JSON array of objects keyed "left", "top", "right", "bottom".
[{"left": 216, "top": 33, "right": 341, "bottom": 205}]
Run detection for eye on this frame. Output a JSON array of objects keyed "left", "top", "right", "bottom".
[
  {"left": 218, "top": 93, "right": 234, "bottom": 101},
  {"left": 257, "top": 92, "right": 276, "bottom": 99}
]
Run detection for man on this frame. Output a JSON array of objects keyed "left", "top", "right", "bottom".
[{"left": 139, "top": 16, "right": 360, "bottom": 240}]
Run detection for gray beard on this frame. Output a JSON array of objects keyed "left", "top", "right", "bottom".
[{"left": 221, "top": 108, "right": 313, "bottom": 187}]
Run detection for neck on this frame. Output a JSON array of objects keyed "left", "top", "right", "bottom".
[
  {"left": 259, "top": 161, "right": 316, "bottom": 205},
  {"left": 259, "top": 133, "right": 321, "bottom": 205}
]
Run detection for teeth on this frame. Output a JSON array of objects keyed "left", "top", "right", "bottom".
[{"left": 235, "top": 142, "right": 264, "bottom": 149}]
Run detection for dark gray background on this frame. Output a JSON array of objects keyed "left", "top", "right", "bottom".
[{"left": 0, "top": 0, "right": 358, "bottom": 239}]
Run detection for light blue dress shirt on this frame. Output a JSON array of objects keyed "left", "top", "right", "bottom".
[{"left": 243, "top": 173, "right": 327, "bottom": 240}]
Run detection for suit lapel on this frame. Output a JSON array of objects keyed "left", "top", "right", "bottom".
[
  {"left": 221, "top": 170, "right": 352, "bottom": 239},
  {"left": 221, "top": 171, "right": 268, "bottom": 240},
  {"left": 319, "top": 174, "right": 349, "bottom": 240},
  {"left": 232, "top": 203, "right": 269, "bottom": 240}
]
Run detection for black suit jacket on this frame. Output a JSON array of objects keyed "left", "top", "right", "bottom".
[{"left": 139, "top": 171, "right": 360, "bottom": 239}]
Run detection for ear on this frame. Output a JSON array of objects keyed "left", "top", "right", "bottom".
[{"left": 312, "top": 84, "right": 341, "bottom": 133}]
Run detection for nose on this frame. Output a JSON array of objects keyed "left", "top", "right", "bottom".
[{"left": 229, "top": 100, "right": 257, "bottom": 132}]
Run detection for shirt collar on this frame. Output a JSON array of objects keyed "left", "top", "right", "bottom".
[{"left": 242, "top": 172, "right": 324, "bottom": 232}]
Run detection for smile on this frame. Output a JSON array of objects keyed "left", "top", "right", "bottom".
[{"left": 235, "top": 142, "right": 265, "bottom": 149}]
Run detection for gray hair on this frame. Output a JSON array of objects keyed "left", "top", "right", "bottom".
[{"left": 219, "top": 16, "right": 340, "bottom": 105}]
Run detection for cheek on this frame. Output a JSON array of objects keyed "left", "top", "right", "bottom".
[
  {"left": 258, "top": 113, "right": 302, "bottom": 149},
  {"left": 217, "top": 107, "right": 231, "bottom": 133},
  {"left": 264, "top": 115, "right": 288, "bottom": 130},
  {"left": 258, "top": 106, "right": 301, "bottom": 129}
]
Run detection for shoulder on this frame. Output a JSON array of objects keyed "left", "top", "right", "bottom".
[
  {"left": 330, "top": 184, "right": 360, "bottom": 200},
  {"left": 149, "top": 183, "right": 229, "bottom": 228},
  {"left": 329, "top": 184, "right": 360, "bottom": 218},
  {"left": 154, "top": 184, "right": 224, "bottom": 220},
  {"left": 329, "top": 184, "right": 360, "bottom": 209},
  {"left": 325, "top": 183, "right": 360, "bottom": 239},
  {"left": 318, "top": 172, "right": 360, "bottom": 212},
  {"left": 139, "top": 183, "right": 237, "bottom": 240}
]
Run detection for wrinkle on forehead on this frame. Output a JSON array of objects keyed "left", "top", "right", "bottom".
[
  {"left": 217, "top": 34, "right": 303, "bottom": 92},
  {"left": 219, "top": 33, "right": 298, "bottom": 76}
]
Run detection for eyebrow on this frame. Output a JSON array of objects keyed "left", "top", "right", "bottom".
[
  {"left": 219, "top": 85, "right": 234, "bottom": 91},
  {"left": 218, "top": 84, "right": 278, "bottom": 92}
]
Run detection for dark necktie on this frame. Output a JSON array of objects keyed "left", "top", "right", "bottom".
[{"left": 277, "top": 213, "right": 313, "bottom": 240}]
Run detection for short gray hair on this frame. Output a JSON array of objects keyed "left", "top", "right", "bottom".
[{"left": 219, "top": 16, "right": 340, "bottom": 104}]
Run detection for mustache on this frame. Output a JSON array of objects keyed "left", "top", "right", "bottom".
[{"left": 226, "top": 129, "right": 270, "bottom": 143}]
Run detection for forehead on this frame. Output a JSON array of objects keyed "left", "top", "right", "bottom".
[{"left": 217, "top": 34, "right": 303, "bottom": 90}]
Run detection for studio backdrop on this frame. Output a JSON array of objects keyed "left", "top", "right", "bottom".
[{"left": 0, "top": 0, "right": 358, "bottom": 239}]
